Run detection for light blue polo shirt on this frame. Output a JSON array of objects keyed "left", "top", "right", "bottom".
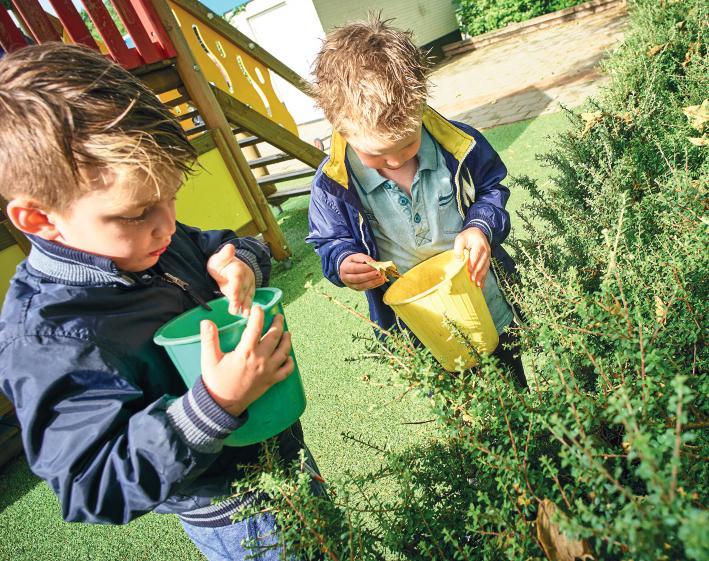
[{"left": 347, "top": 128, "right": 514, "bottom": 334}]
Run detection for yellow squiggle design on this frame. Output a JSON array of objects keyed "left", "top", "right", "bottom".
[
  {"left": 192, "top": 24, "right": 234, "bottom": 94},
  {"left": 237, "top": 55, "right": 272, "bottom": 117}
]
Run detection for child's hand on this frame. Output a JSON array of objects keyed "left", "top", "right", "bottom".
[
  {"left": 339, "top": 253, "right": 386, "bottom": 291},
  {"left": 207, "top": 244, "right": 256, "bottom": 315},
  {"left": 199, "top": 306, "right": 293, "bottom": 417},
  {"left": 454, "top": 227, "right": 491, "bottom": 288}
]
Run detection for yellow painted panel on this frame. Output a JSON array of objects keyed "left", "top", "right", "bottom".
[
  {"left": 177, "top": 148, "right": 253, "bottom": 232},
  {"left": 168, "top": 2, "right": 298, "bottom": 136},
  {"left": 0, "top": 245, "right": 25, "bottom": 302}
]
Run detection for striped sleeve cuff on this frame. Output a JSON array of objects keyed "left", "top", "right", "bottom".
[
  {"left": 465, "top": 219, "right": 493, "bottom": 244},
  {"left": 235, "top": 248, "right": 264, "bottom": 288},
  {"left": 166, "top": 378, "right": 248, "bottom": 453}
]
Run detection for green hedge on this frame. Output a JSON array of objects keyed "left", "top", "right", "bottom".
[
  {"left": 454, "top": 0, "right": 588, "bottom": 37},
  {"left": 238, "top": 1, "right": 707, "bottom": 559}
]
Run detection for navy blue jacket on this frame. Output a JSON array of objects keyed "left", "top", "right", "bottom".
[
  {"left": 0, "top": 223, "right": 305, "bottom": 527},
  {"left": 306, "top": 107, "right": 518, "bottom": 330}
]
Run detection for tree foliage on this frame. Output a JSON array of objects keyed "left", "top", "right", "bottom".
[{"left": 80, "top": 2, "right": 127, "bottom": 41}]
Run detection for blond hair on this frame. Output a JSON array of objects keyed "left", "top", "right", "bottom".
[
  {"left": 312, "top": 16, "right": 430, "bottom": 143},
  {"left": 0, "top": 43, "right": 196, "bottom": 212}
]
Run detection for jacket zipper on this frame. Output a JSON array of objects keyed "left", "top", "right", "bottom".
[
  {"left": 453, "top": 137, "right": 522, "bottom": 326},
  {"left": 453, "top": 140, "right": 476, "bottom": 220},
  {"left": 162, "top": 272, "right": 213, "bottom": 311}
]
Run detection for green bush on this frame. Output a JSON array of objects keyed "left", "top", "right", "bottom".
[
  {"left": 235, "top": 1, "right": 707, "bottom": 559},
  {"left": 454, "top": 0, "right": 587, "bottom": 37}
]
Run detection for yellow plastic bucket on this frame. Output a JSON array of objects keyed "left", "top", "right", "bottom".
[{"left": 383, "top": 250, "right": 499, "bottom": 371}]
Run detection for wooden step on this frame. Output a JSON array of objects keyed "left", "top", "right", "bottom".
[
  {"left": 267, "top": 186, "right": 311, "bottom": 205},
  {"left": 238, "top": 135, "right": 262, "bottom": 148},
  {"left": 248, "top": 152, "right": 294, "bottom": 168},
  {"left": 256, "top": 168, "right": 315, "bottom": 185},
  {"left": 186, "top": 124, "right": 208, "bottom": 136},
  {"left": 213, "top": 87, "right": 325, "bottom": 169},
  {"left": 177, "top": 109, "right": 200, "bottom": 122}
]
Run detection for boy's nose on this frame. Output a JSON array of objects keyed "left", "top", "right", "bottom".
[{"left": 152, "top": 205, "right": 177, "bottom": 238}]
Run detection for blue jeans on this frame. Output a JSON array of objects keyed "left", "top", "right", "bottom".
[{"left": 182, "top": 512, "right": 295, "bottom": 561}]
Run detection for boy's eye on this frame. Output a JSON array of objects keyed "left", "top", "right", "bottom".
[
  {"left": 115, "top": 197, "right": 175, "bottom": 223},
  {"left": 118, "top": 208, "right": 150, "bottom": 222}
]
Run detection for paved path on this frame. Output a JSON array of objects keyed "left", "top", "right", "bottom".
[
  {"left": 429, "top": 5, "right": 628, "bottom": 129},
  {"left": 297, "top": 4, "right": 627, "bottom": 144}
]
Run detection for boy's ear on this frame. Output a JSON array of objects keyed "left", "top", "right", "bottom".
[{"left": 5, "top": 199, "right": 62, "bottom": 241}]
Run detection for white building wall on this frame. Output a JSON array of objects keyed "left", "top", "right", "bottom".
[
  {"left": 311, "top": 0, "right": 458, "bottom": 46},
  {"left": 228, "top": 0, "right": 325, "bottom": 124}
]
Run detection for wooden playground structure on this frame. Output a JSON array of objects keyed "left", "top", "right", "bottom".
[{"left": 0, "top": 0, "right": 326, "bottom": 466}]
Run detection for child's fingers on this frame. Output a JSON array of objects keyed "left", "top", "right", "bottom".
[
  {"left": 200, "top": 320, "right": 223, "bottom": 371},
  {"left": 225, "top": 279, "right": 242, "bottom": 315},
  {"left": 274, "top": 356, "right": 295, "bottom": 382},
  {"left": 453, "top": 234, "right": 467, "bottom": 260},
  {"left": 470, "top": 253, "right": 490, "bottom": 288},
  {"left": 348, "top": 253, "right": 375, "bottom": 264},
  {"left": 259, "top": 314, "right": 286, "bottom": 354},
  {"left": 209, "top": 244, "right": 236, "bottom": 275},
  {"left": 268, "top": 330, "right": 292, "bottom": 368},
  {"left": 277, "top": 330, "right": 292, "bottom": 358},
  {"left": 349, "top": 276, "right": 386, "bottom": 291},
  {"left": 343, "top": 269, "right": 383, "bottom": 284},
  {"left": 341, "top": 260, "right": 381, "bottom": 275},
  {"left": 239, "top": 285, "right": 255, "bottom": 317},
  {"left": 240, "top": 305, "right": 264, "bottom": 350},
  {"left": 226, "top": 276, "right": 253, "bottom": 316}
]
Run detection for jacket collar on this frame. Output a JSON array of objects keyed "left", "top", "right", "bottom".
[
  {"left": 322, "top": 106, "right": 475, "bottom": 189},
  {"left": 26, "top": 235, "right": 134, "bottom": 286}
]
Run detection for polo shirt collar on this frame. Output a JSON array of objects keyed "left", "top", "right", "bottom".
[{"left": 346, "top": 127, "right": 438, "bottom": 194}]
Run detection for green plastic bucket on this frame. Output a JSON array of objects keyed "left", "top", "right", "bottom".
[{"left": 154, "top": 287, "right": 306, "bottom": 447}]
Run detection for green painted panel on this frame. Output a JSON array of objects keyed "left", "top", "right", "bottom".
[
  {"left": 0, "top": 244, "right": 25, "bottom": 302},
  {"left": 177, "top": 148, "right": 253, "bottom": 232}
]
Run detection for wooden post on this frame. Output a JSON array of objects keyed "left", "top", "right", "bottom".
[
  {"left": 211, "top": 129, "right": 266, "bottom": 232},
  {"left": 150, "top": 0, "right": 291, "bottom": 260},
  {"left": 237, "top": 138, "right": 273, "bottom": 197}
]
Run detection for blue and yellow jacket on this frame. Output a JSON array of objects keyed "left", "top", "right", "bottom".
[{"left": 307, "top": 107, "right": 518, "bottom": 330}]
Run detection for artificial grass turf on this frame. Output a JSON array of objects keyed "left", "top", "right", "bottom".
[{"left": 0, "top": 111, "right": 572, "bottom": 561}]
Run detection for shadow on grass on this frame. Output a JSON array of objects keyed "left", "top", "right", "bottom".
[
  {"left": 0, "top": 456, "right": 41, "bottom": 514},
  {"left": 269, "top": 195, "right": 323, "bottom": 306}
]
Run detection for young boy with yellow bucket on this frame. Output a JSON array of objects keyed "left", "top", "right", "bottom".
[{"left": 306, "top": 17, "right": 526, "bottom": 386}]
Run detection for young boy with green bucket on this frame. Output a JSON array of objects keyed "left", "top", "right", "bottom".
[
  {"left": 0, "top": 43, "right": 319, "bottom": 561},
  {"left": 306, "top": 17, "right": 526, "bottom": 386}
]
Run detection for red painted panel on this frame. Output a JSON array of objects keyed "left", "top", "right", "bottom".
[
  {"left": 46, "top": 0, "right": 99, "bottom": 50},
  {"left": 110, "top": 0, "right": 162, "bottom": 64},
  {"left": 129, "top": 0, "right": 176, "bottom": 59},
  {"left": 11, "top": 0, "right": 62, "bottom": 43},
  {"left": 0, "top": 5, "right": 28, "bottom": 53},
  {"left": 80, "top": 0, "right": 142, "bottom": 68}
]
